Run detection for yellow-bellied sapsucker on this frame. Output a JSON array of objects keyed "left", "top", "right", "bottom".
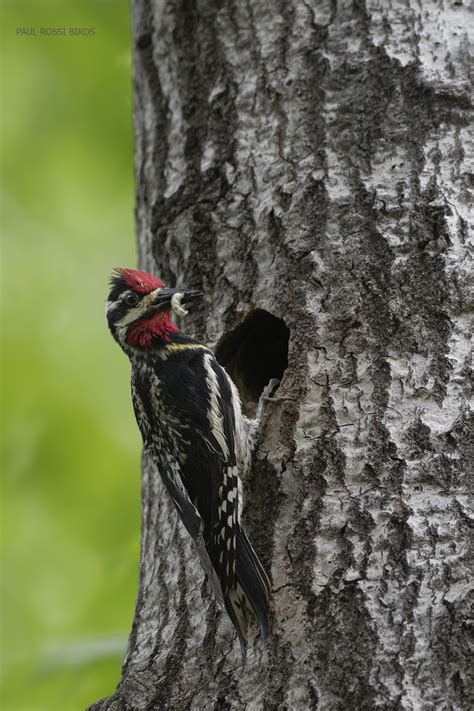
[{"left": 106, "top": 268, "right": 273, "bottom": 655}]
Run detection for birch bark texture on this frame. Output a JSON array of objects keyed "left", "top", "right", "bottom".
[{"left": 91, "top": 1, "right": 473, "bottom": 709}]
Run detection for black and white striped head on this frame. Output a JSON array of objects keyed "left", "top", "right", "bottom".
[{"left": 106, "top": 268, "right": 201, "bottom": 349}]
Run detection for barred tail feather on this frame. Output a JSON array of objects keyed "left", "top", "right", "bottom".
[
  {"left": 224, "top": 526, "right": 271, "bottom": 656},
  {"left": 224, "top": 585, "right": 251, "bottom": 657}
]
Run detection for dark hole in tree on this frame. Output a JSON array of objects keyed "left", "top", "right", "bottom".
[{"left": 215, "top": 309, "right": 290, "bottom": 417}]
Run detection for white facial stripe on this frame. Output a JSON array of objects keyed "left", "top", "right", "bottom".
[
  {"left": 115, "top": 287, "right": 163, "bottom": 327},
  {"left": 144, "top": 287, "right": 163, "bottom": 304},
  {"left": 116, "top": 308, "right": 142, "bottom": 327}
]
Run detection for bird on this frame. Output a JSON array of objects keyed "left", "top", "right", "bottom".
[{"left": 105, "top": 267, "right": 274, "bottom": 655}]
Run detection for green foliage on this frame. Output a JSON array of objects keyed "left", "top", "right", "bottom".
[{"left": 1, "top": 2, "right": 141, "bottom": 708}]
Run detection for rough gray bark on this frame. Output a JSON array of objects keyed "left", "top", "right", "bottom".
[{"left": 90, "top": 1, "right": 473, "bottom": 709}]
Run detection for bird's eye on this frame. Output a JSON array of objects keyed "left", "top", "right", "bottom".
[{"left": 125, "top": 292, "right": 139, "bottom": 307}]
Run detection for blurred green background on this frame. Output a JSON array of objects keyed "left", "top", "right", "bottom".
[{"left": 1, "top": 2, "right": 141, "bottom": 709}]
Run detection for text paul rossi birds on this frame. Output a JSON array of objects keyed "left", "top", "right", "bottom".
[{"left": 16, "top": 27, "right": 96, "bottom": 37}]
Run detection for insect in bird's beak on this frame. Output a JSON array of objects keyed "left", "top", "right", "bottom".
[{"left": 149, "top": 287, "right": 202, "bottom": 316}]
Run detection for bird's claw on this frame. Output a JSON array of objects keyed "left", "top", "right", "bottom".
[
  {"left": 255, "top": 378, "right": 292, "bottom": 425},
  {"left": 260, "top": 378, "right": 281, "bottom": 401}
]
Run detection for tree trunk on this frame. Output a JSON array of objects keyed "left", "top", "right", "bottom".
[{"left": 90, "top": 1, "right": 472, "bottom": 709}]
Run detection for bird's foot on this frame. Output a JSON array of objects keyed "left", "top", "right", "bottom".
[{"left": 255, "top": 378, "right": 294, "bottom": 426}]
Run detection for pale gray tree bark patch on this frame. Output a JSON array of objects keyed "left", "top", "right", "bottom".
[{"left": 90, "top": 1, "right": 473, "bottom": 709}]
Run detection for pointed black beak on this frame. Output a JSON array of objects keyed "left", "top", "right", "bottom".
[{"left": 150, "top": 287, "right": 203, "bottom": 308}]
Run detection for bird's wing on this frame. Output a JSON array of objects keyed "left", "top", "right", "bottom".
[
  {"left": 133, "top": 349, "right": 240, "bottom": 594},
  {"left": 158, "top": 454, "right": 225, "bottom": 606},
  {"left": 189, "top": 352, "right": 270, "bottom": 650},
  {"left": 131, "top": 374, "right": 208, "bottom": 542},
  {"left": 191, "top": 353, "right": 240, "bottom": 594}
]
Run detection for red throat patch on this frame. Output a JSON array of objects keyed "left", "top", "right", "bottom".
[
  {"left": 116, "top": 268, "right": 165, "bottom": 294},
  {"left": 126, "top": 312, "right": 178, "bottom": 348}
]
